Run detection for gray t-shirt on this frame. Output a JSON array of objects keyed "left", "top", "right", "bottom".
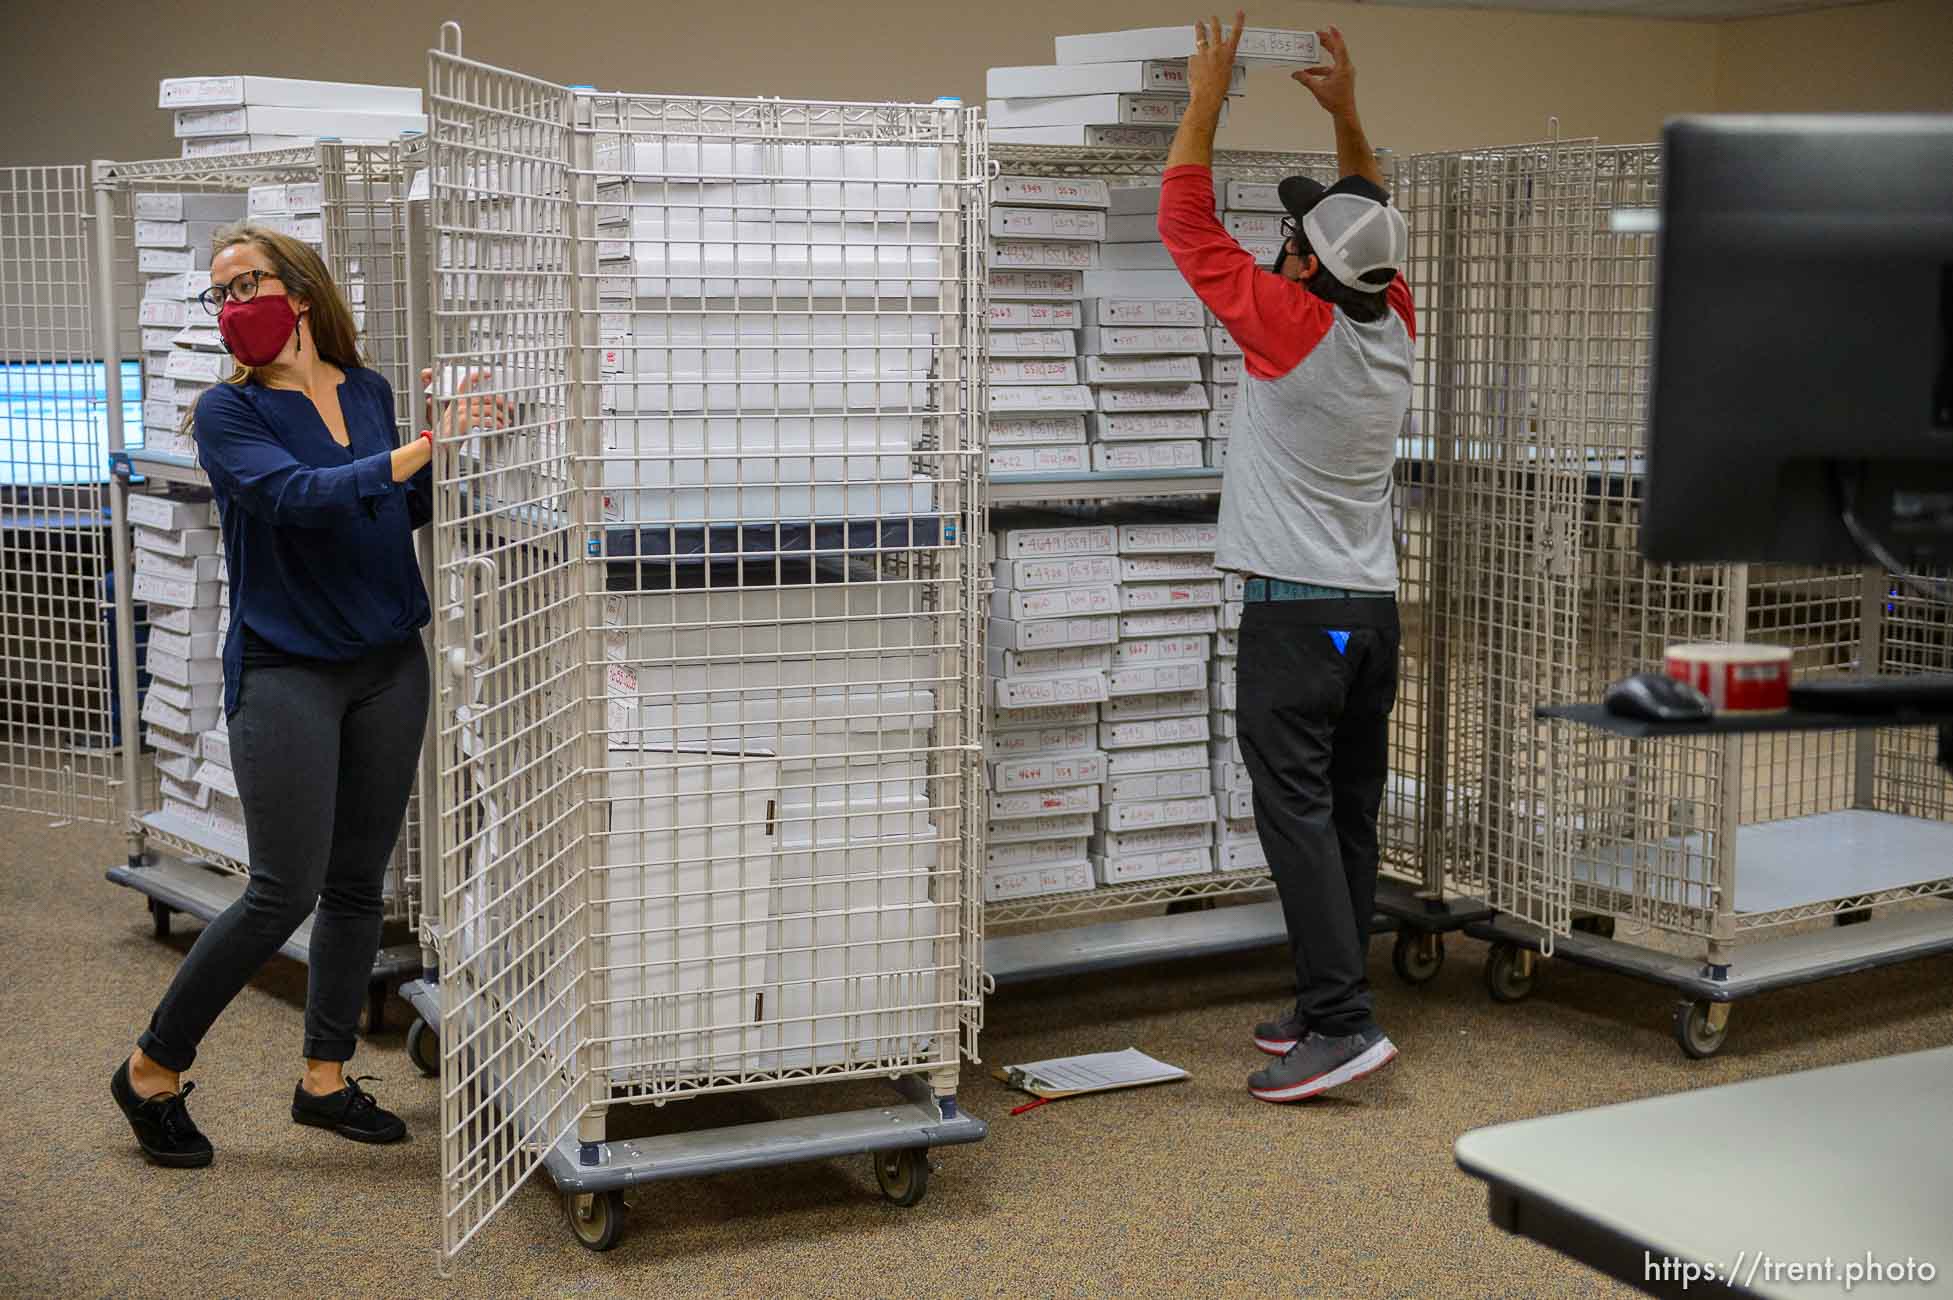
[{"left": 1213, "top": 307, "right": 1413, "bottom": 591}]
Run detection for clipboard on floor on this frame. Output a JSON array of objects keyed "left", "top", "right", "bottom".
[{"left": 995, "top": 1047, "right": 1188, "bottom": 1101}]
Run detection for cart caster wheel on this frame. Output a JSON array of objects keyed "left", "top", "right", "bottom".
[
  {"left": 149, "top": 899, "right": 172, "bottom": 939},
  {"left": 1484, "top": 941, "right": 1537, "bottom": 1003},
  {"left": 405, "top": 1017, "right": 439, "bottom": 1078},
  {"left": 564, "top": 1190, "right": 624, "bottom": 1251},
  {"left": 1570, "top": 914, "right": 1615, "bottom": 940},
  {"left": 1674, "top": 1000, "right": 1729, "bottom": 1060},
  {"left": 873, "top": 1147, "right": 930, "bottom": 1208},
  {"left": 1391, "top": 931, "right": 1445, "bottom": 985}
]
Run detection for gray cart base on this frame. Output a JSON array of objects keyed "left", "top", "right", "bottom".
[
  {"left": 106, "top": 858, "right": 423, "bottom": 1031},
  {"left": 1465, "top": 905, "right": 1953, "bottom": 1058},
  {"left": 987, "top": 877, "right": 1486, "bottom": 988},
  {"left": 399, "top": 978, "right": 986, "bottom": 1251}
]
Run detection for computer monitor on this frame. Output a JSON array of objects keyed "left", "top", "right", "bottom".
[{"left": 1641, "top": 114, "right": 1953, "bottom": 568}]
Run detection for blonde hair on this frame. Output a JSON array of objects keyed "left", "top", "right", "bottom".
[{"left": 181, "top": 223, "right": 364, "bottom": 438}]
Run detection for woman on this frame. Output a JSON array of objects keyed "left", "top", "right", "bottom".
[{"left": 110, "top": 224, "right": 499, "bottom": 1167}]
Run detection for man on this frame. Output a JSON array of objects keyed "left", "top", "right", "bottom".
[{"left": 1158, "top": 15, "right": 1414, "bottom": 1102}]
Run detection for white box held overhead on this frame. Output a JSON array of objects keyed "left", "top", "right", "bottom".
[
  {"left": 1056, "top": 27, "right": 1321, "bottom": 65},
  {"left": 986, "top": 61, "right": 1246, "bottom": 99}
]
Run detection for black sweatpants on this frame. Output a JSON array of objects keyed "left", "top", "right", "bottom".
[
  {"left": 1236, "top": 597, "right": 1400, "bottom": 1039},
  {"left": 138, "top": 636, "right": 428, "bottom": 1071}
]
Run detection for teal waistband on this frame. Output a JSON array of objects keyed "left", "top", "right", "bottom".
[{"left": 1242, "top": 578, "right": 1395, "bottom": 602}]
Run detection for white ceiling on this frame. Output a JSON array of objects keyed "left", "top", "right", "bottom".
[{"left": 1347, "top": 0, "right": 1884, "bottom": 20}]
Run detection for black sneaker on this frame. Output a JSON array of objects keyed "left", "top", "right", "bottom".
[
  {"left": 1253, "top": 1002, "right": 1307, "bottom": 1056},
  {"left": 1248, "top": 1027, "right": 1397, "bottom": 1103},
  {"left": 111, "top": 1058, "right": 214, "bottom": 1168},
  {"left": 292, "top": 1076, "right": 407, "bottom": 1144}
]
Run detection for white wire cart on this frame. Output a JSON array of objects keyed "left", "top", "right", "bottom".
[
  {"left": 398, "top": 30, "right": 986, "bottom": 1258},
  {"left": 1427, "top": 140, "right": 1953, "bottom": 1056},
  {"left": 2, "top": 165, "right": 122, "bottom": 830},
  {"left": 978, "top": 143, "right": 1490, "bottom": 989},
  {"left": 0, "top": 146, "right": 432, "bottom": 1026},
  {"left": 83, "top": 141, "right": 434, "bottom": 1029}
]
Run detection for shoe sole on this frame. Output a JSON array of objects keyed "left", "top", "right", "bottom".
[
  {"left": 292, "top": 1109, "right": 407, "bottom": 1144},
  {"left": 1253, "top": 1035, "right": 1299, "bottom": 1056},
  {"left": 1250, "top": 1039, "right": 1398, "bottom": 1103}
]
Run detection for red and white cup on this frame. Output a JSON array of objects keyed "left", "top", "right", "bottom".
[{"left": 1664, "top": 643, "right": 1793, "bottom": 713}]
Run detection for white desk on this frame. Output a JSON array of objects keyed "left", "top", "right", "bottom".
[{"left": 1455, "top": 1047, "right": 1953, "bottom": 1298}]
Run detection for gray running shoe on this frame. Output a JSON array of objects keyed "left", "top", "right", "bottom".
[
  {"left": 1248, "top": 1026, "right": 1397, "bottom": 1103},
  {"left": 1252, "top": 1003, "right": 1307, "bottom": 1056}
]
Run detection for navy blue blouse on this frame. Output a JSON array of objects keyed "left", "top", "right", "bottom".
[{"left": 193, "top": 367, "right": 432, "bottom": 716}]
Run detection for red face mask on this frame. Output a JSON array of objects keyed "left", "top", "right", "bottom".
[{"left": 217, "top": 293, "right": 300, "bottom": 367}]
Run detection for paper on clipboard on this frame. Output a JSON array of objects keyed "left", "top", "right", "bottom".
[{"left": 999, "top": 1047, "right": 1188, "bottom": 1099}]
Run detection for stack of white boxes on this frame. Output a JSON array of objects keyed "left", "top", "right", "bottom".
[
  {"left": 985, "top": 176, "right": 1107, "bottom": 476},
  {"left": 1208, "top": 178, "right": 1290, "bottom": 467},
  {"left": 158, "top": 76, "right": 424, "bottom": 159},
  {"left": 243, "top": 179, "right": 364, "bottom": 330},
  {"left": 986, "top": 34, "right": 1250, "bottom": 151},
  {"left": 135, "top": 192, "right": 248, "bottom": 458},
  {"left": 593, "top": 137, "right": 941, "bottom": 527},
  {"left": 130, "top": 494, "right": 241, "bottom": 857},
  {"left": 1213, "top": 571, "right": 1266, "bottom": 873},
  {"left": 584, "top": 132, "right": 958, "bottom": 1081},
  {"left": 1092, "top": 513, "right": 1222, "bottom": 886},
  {"left": 1089, "top": 184, "right": 1205, "bottom": 472},
  {"left": 983, "top": 514, "right": 1120, "bottom": 903}
]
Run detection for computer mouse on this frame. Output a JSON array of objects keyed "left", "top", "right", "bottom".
[{"left": 1604, "top": 672, "right": 1714, "bottom": 723}]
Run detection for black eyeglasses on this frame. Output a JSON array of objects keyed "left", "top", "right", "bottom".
[{"left": 198, "top": 268, "right": 282, "bottom": 315}]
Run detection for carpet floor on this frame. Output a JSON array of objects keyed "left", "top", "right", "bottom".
[{"left": 2, "top": 810, "right": 1949, "bottom": 1298}]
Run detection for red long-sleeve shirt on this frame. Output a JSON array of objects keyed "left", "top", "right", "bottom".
[{"left": 1156, "top": 164, "right": 1415, "bottom": 380}]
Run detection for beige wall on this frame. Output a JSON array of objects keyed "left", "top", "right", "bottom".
[
  {"left": 1715, "top": 0, "right": 1953, "bottom": 114},
  {"left": 0, "top": 1, "right": 1942, "bottom": 169},
  {"left": 2, "top": 0, "right": 1723, "bottom": 167}
]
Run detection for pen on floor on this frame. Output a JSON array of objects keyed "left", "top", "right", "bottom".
[{"left": 1010, "top": 1097, "right": 1051, "bottom": 1116}]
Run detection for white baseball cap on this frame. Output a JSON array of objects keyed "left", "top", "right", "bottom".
[{"left": 1301, "top": 190, "right": 1410, "bottom": 292}]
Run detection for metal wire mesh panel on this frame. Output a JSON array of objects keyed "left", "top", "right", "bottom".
[
  {"left": 0, "top": 165, "right": 119, "bottom": 823},
  {"left": 1408, "top": 138, "right": 1601, "bottom": 940},
  {"left": 578, "top": 90, "right": 986, "bottom": 1097},
  {"left": 95, "top": 148, "right": 427, "bottom": 922},
  {"left": 98, "top": 150, "right": 324, "bottom": 858},
  {"left": 1872, "top": 573, "right": 1953, "bottom": 823},
  {"left": 1522, "top": 145, "right": 1950, "bottom": 943},
  {"left": 976, "top": 144, "right": 1458, "bottom": 927},
  {"left": 425, "top": 39, "right": 591, "bottom": 1260},
  {"left": 320, "top": 139, "right": 431, "bottom": 927}
]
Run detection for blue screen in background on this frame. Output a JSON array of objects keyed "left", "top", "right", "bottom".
[{"left": 0, "top": 360, "right": 146, "bottom": 486}]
